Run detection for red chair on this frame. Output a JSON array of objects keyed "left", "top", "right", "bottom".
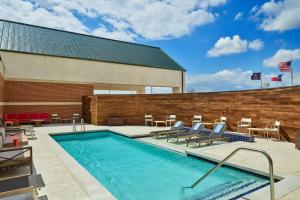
[{"left": 3, "top": 113, "right": 19, "bottom": 124}]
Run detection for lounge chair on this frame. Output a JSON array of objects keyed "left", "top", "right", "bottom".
[
  {"left": 72, "top": 113, "right": 80, "bottom": 123},
  {"left": 0, "top": 174, "right": 45, "bottom": 199},
  {"left": 186, "top": 124, "right": 228, "bottom": 147},
  {"left": 167, "top": 123, "right": 204, "bottom": 143},
  {"left": 166, "top": 115, "right": 176, "bottom": 126},
  {"left": 191, "top": 115, "right": 202, "bottom": 125},
  {"left": 150, "top": 121, "right": 185, "bottom": 138},
  {"left": 265, "top": 121, "right": 281, "bottom": 140},
  {"left": 145, "top": 115, "right": 154, "bottom": 126},
  {"left": 3, "top": 127, "right": 25, "bottom": 137},
  {"left": 51, "top": 113, "right": 60, "bottom": 123},
  {"left": 0, "top": 147, "right": 33, "bottom": 175},
  {"left": 237, "top": 118, "right": 251, "bottom": 133}
]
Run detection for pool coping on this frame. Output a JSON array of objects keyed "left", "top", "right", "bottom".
[
  {"left": 47, "top": 129, "right": 299, "bottom": 200},
  {"left": 47, "top": 130, "right": 116, "bottom": 200}
]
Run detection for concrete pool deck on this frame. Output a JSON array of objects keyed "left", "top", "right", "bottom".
[{"left": 27, "top": 125, "right": 300, "bottom": 200}]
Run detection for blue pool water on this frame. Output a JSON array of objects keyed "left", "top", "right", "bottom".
[{"left": 52, "top": 131, "right": 269, "bottom": 200}]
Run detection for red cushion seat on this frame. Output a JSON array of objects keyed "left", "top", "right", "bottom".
[
  {"left": 3, "top": 112, "right": 51, "bottom": 124},
  {"left": 39, "top": 113, "right": 50, "bottom": 122},
  {"left": 18, "top": 113, "right": 30, "bottom": 123},
  {"left": 29, "top": 113, "right": 40, "bottom": 120},
  {"left": 3, "top": 114, "right": 19, "bottom": 123}
]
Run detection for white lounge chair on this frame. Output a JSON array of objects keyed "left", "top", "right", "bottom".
[
  {"left": 144, "top": 115, "right": 154, "bottom": 126},
  {"left": 265, "top": 121, "right": 281, "bottom": 140},
  {"left": 237, "top": 118, "right": 251, "bottom": 133},
  {"left": 51, "top": 113, "right": 60, "bottom": 123},
  {"left": 166, "top": 115, "right": 176, "bottom": 126},
  {"left": 215, "top": 116, "right": 227, "bottom": 125},
  {"left": 191, "top": 115, "right": 202, "bottom": 125}
]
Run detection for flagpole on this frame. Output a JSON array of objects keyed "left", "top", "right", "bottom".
[
  {"left": 291, "top": 69, "right": 294, "bottom": 86},
  {"left": 291, "top": 58, "right": 294, "bottom": 86},
  {"left": 260, "top": 73, "right": 263, "bottom": 89}
]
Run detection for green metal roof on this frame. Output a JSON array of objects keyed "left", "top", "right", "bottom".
[{"left": 0, "top": 20, "right": 185, "bottom": 71}]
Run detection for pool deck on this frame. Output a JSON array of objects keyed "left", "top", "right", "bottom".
[{"left": 26, "top": 125, "right": 300, "bottom": 200}]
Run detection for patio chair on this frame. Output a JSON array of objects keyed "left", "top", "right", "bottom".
[
  {"left": 186, "top": 123, "right": 228, "bottom": 147},
  {"left": 215, "top": 116, "right": 227, "bottom": 125},
  {"left": 237, "top": 118, "right": 251, "bottom": 133},
  {"left": 0, "top": 174, "right": 45, "bottom": 199},
  {"left": 72, "top": 113, "right": 80, "bottom": 123},
  {"left": 167, "top": 123, "right": 204, "bottom": 143},
  {"left": 51, "top": 113, "right": 60, "bottom": 123},
  {"left": 150, "top": 121, "right": 185, "bottom": 138},
  {"left": 191, "top": 115, "right": 202, "bottom": 125},
  {"left": 0, "top": 146, "right": 33, "bottom": 175},
  {"left": 265, "top": 121, "right": 281, "bottom": 140},
  {"left": 145, "top": 115, "right": 154, "bottom": 126},
  {"left": 166, "top": 115, "right": 176, "bottom": 126}
]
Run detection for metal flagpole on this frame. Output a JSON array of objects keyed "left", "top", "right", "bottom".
[
  {"left": 291, "top": 69, "right": 294, "bottom": 86},
  {"left": 291, "top": 58, "right": 294, "bottom": 86},
  {"left": 260, "top": 73, "right": 263, "bottom": 89}
]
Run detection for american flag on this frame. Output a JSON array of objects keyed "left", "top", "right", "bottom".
[{"left": 279, "top": 61, "right": 292, "bottom": 72}]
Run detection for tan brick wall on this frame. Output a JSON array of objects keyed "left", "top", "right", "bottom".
[
  {"left": 0, "top": 73, "right": 4, "bottom": 116},
  {"left": 5, "top": 80, "right": 93, "bottom": 102},
  {"left": 90, "top": 86, "right": 300, "bottom": 142},
  {"left": 3, "top": 80, "right": 94, "bottom": 119}
]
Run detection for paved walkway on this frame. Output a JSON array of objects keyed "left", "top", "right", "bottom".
[{"left": 26, "top": 125, "right": 300, "bottom": 200}]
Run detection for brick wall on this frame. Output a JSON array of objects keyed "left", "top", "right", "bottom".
[
  {"left": 0, "top": 73, "right": 4, "bottom": 116},
  {"left": 4, "top": 80, "right": 94, "bottom": 118},
  {"left": 89, "top": 86, "right": 300, "bottom": 142}
]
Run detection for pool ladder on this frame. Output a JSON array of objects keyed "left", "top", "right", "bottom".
[
  {"left": 72, "top": 118, "right": 86, "bottom": 132},
  {"left": 184, "top": 147, "right": 275, "bottom": 200}
]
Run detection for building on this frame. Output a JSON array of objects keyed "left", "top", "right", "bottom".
[{"left": 0, "top": 20, "right": 185, "bottom": 117}]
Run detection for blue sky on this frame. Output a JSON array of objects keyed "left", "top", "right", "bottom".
[{"left": 1, "top": 0, "right": 300, "bottom": 92}]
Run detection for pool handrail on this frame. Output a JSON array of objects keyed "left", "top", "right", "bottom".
[{"left": 184, "top": 147, "right": 275, "bottom": 200}]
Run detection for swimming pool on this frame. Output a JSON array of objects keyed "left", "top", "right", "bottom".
[{"left": 52, "top": 131, "right": 269, "bottom": 200}]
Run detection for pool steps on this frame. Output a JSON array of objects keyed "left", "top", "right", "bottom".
[{"left": 184, "top": 180, "right": 267, "bottom": 200}]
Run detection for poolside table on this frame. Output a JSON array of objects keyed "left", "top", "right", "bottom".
[
  {"left": 247, "top": 128, "right": 266, "bottom": 138},
  {"left": 154, "top": 121, "right": 167, "bottom": 127},
  {"left": 61, "top": 118, "right": 72, "bottom": 123},
  {"left": 3, "top": 136, "right": 28, "bottom": 148},
  {"left": 4, "top": 121, "right": 14, "bottom": 127},
  {"left": 31, "top": 119, "right": 44, "bottom": 127}
]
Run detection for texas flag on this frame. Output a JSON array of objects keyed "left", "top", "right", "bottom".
[{"left": 271, "top": 74, "right": 283, "bottom": 82}]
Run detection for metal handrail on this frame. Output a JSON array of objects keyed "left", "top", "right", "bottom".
[
  {"left": 72, "top": 119, "right": 76, "bottom": 132},
  {"left": 80, "top": 118, "right": 86, "bottom": 132},
  {"left": 184, "top": 147, "right": 275, "bottom": 200}
]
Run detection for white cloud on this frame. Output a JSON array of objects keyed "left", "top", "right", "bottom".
[
  {"left": 207, "top": 35, "right": 263, "bottom": 57},
  {"left": 263, "top": 49, "right": 300, "bottom": 67},
  {"left": 234, "top": 12, "right": 243, "bottom": 21},
  {"left": 186, "top": 68, "right": 259, "bottom": 92},
  {"left": 0, "top": 0, "right": 228, "bottom": 41},
  {"left": 249, "top": 39, "right": 264, "bottom": 50},
  {"left": 0, "top": 0, "right": 88, "bottom": 34},
  {"left": 92, "top": 27, "right": 138, "bottom": 42},
  {"left": 186, "top": 68, "right": 300, "bottom": 92},
  {"left": 250, "top": 5, "right": 259, "bottom": 13},
  {"left": 255, "top": 0, "right": 300, "bottom": 32}
]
